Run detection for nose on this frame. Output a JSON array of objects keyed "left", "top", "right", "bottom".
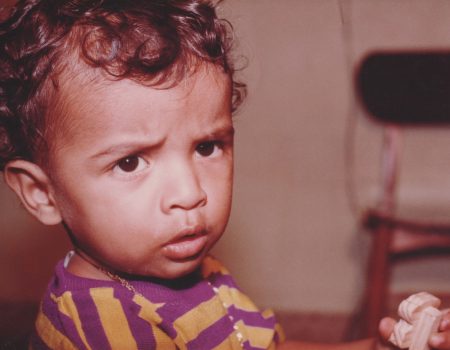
[{"left": 161, "top": 159, "right": 207, "bottom": 213}]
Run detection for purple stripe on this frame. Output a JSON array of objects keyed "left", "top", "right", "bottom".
[
  {"left": 138, "top": 278, "right": 215, "bottom": 310},
  {"left": 40, "top": 291, "right": 66, "bottom": 336},
  {"left": 242, "top": 339, "right": 276, "bottom": 350},
  {"left": 156, "top": 285, "right": 214, "bottom": 317},
  {"left": 242, "top": 340, "right": 253, "bottom": 349},
  {"left": 186, "top": 315, "right": 234, "bottom": 349},
  {"left": 228, "top": 306, "right": 277, "bottom": 329},
  {"left": 138, "top": 280, "right": 216, "bottom": 337},
  {"left": 114, "top": 288, "right": 158, "bottom": 349},
  {"left": 273, "top": 329, "right": 281, "bottom": 344},
  {"left": 40, "top": 291, "right": 88, "bottom": 350},
  {"left": 73, "top": 288, "right": 111, "bottom": 350}
]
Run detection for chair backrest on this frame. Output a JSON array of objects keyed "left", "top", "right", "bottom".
[
  {"left": 356, "top": 51, "right": 450, "bottom": 126},
  {"left": 354, "top": 51, "right": 450, "bottom": 216}
]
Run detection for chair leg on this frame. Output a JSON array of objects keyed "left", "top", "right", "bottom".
[{"left": 363, "top": 224, "right": 392, "bottom": 336}]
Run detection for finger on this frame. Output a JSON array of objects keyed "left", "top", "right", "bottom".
[
  {"left": 379, "top": 317, "right": 397, "bottom": 341},
  {"left": 439, "top": 309, "right": 450, "bottom": 331},
  {"left": 429, "top": 330, "right": 450, "bottom": 349}
]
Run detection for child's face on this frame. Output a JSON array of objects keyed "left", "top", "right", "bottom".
[{"left": 48, "top": 65, "right": 234, "bottom": 279}]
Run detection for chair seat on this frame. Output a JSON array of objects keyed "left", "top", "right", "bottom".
[{"left": 363, "top": 209, "right": 450, "bottom": 254}]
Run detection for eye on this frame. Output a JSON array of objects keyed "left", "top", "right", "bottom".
[
  {"left": 196, "top": 141, "right": 221, "bottom": 157},
  {"left": 113, "top": 155, "right": 148, "bottom": 174}
]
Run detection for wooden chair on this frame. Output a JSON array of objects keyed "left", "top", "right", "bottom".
[{"left": 355, "top": 51, "right": 450, "bottom": 337}]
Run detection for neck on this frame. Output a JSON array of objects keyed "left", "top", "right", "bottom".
[
  {"left": 67, "top": 249, "right": 113, "bottom": 281},
  {"left": 69, "top": 248, "right": 204, "bottom": 289}
]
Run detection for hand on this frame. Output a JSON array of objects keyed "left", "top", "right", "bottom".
[
  {"left": 429, "top": 309, "right": 450, "bottom": 349},
  {"left": 378, "top": 310, "right": 450, "bottom": 349},
  {"left": 377, "top": 317, "right": 397, "bottom": 349}
]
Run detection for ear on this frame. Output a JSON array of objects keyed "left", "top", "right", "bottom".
[{"left": 3, "top": 160, "right": 62, "bottom": 225}]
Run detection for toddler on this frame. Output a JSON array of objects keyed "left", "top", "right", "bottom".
[{"left": 1, "top": 0, "right": 449, "bottom": 349}]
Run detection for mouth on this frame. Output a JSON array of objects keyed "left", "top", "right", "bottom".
[{"left": 162, "top": 227, "right": 208, "bottom": 261}]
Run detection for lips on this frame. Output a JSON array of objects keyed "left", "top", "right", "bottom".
[{"left": 163, "top": 227, "right": 208, "bottom": 261}]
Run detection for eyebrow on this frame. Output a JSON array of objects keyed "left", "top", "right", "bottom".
[
  {"left": 201, "top": 124, "right": 235, "bottom": 140},
  {"left": 90, "top": 138, "right": 164, "bottom": 161},
  {"left": 90, "top": 124, "right": 234, "bottom": 161}
]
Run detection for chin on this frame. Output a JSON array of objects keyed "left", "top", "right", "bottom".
[
  {"left": 134, "top": 253, "right": 207, "bottom": 280},
  {"left": 163, "top": 258, "right": 205, "bottom": 280}
]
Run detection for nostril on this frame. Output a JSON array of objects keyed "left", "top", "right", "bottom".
[
  {"left": 160, "top": 162, "right": 207, "bottom": 212},
  {"left": 165, "top": 185, "right": 207, "bottom": 212}
]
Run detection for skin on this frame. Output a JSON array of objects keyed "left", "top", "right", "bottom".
[
  {"left": 4, "top": 62, "right": 450, "bottom": 349},
  {"left": 46, "top": 64, "right": 235, "bottom": 280}
]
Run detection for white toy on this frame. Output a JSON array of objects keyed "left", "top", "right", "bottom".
[{"left": 389, "top": 292, "right": 442, "bottom": 350}]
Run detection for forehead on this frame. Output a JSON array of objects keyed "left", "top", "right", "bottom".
[{"left": 50, "top": 64, "right": 232, "bottom": 152}]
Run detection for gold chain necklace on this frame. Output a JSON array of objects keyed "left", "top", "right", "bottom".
[{"left": 74, "top": 249, "right": 141, "bottom": 295}]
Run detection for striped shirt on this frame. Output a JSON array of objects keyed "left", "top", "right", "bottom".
[{"left": 30, "top": 254, "right": 284, "bottom": 349}]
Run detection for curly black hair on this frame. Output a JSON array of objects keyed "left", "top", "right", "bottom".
[{"left": 0, "top": 0, "right": 246, "bottom": 169}]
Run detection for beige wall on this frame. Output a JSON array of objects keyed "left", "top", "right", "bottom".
[
  {"left": 2, "top": 0, "right": 450, "bottom": 314},
  {"left": 213, "top": 0, "right": 450, "bottom": 313}
]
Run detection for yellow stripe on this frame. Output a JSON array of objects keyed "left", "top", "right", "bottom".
[
  {"left": 133, "top": 294, "right": 164, "bottom": 324},
  {"left": 212, "top": 334, "right": 244, "bottom": 350},
  {"left": 152, "top": 326, "right": 179, "bottom": 350},
  {"left": 35, "top": 309, "right": 77, "bottom": 350},
  {"left": 261, "top": 308, "right": 275, "bottom": 319},
  {"left": 201, "top": 256, "right": 230, "bottom": 278},
  {"left": 216, "top": 285, "right": 259, "bottom": 312},
  {"left": 133, "top": 295, "right": 178, "bottom": 350},
  {"left": 261, "top": 308, "right": 286, "bottom": 342},
  {"left": 90, "top": 287, "right": 138, "bottom": 350},
  {"left": 52, "top": 292, "right": 92, "bottom": 350},
  {"left": 275, "top": 322, "right": 286, "bottom": 342},
  {"left": 174, "top": 296, "right": 225, "bottom": 338},
  {"left": 173, "top": 296, "right": 226, "bottom": 343},
  {"left": 243, "top": 323, "right": 275, "bottom": 348}
]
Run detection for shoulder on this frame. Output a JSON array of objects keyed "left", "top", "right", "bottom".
[
  {"left": 200, "top": 255, "right": 231, "bottom": 278},
  {"left": 31, "top": 257, "right": 174, "bottom": 349},
  {"left": 200, "top": 257, "right": 287, "bottom": 347}
]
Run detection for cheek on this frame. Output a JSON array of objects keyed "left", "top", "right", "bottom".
[
  {"left": 52, "top": 181, "right": 120, "bottom": 234},
  {"left": 206, "top": 169, "right": 233, "bottom": 215},
  {"left": 51, "top": 185, "right": 84, "bottom": 225}
]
